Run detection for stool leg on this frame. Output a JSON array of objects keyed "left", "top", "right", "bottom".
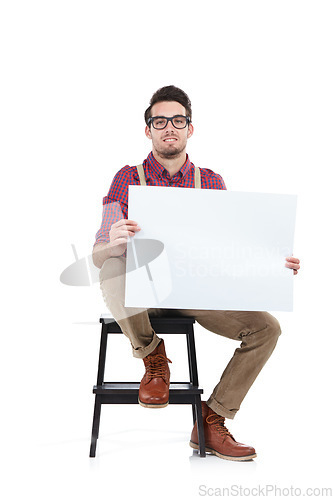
[
  {"left": 89, "top": 395, "right": 102, "bottom": 457},
  {"left": 186, "top": 327, "right": 199, "bottom": 387},
  {"left": 192, "top": 404, "right": 196, "bottom": 425},
  {"left": 90, "top": 324, "right": 108, "bottom": 457},
  {"left": 195, "top": 395, "right": 206, "bottom": 458}
]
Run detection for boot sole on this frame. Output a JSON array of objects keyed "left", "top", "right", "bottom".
[
  {"left": 138, "top": 398, "right": 169, "bottom": 409},
  {"left": 189, "top": 440, "right": 257, "bottom": 461}
]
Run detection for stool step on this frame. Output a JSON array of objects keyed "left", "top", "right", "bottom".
[
  {"left": 90, "top": 315, "right": 206, "bottom": 457},
  {"left": 92, "top": 382, "right": 203, "bottom": 405},
  {"left": 93, "top": 382, "right": 203, "bottom": 395}
]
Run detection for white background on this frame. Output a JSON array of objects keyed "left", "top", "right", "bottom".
[{"left": 1, "top": 1, "right": 332, "bottom": 499}]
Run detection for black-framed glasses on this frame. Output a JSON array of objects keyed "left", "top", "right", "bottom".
[{"left": 148, "top": 115, "right": 191, "bottom": 130}]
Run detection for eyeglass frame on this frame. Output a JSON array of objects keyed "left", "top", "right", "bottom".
[{"left": 147, "top": 115, "right": 191, "bottom": 130}]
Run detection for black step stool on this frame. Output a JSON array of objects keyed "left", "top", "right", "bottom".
[{"left": 89, "top": 315, "right": 206, "bottom": 457}]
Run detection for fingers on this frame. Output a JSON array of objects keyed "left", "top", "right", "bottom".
[
  {"left": 114, "top": 218, "right": 140, "bottom": 227},
  {"left": 113, "top": 219, "right": 141, "bottom": 232},
  {"left": 285, "top": 256, "right": 301, "bottom": 274},
  {"left": 286, "top": 256, "right": 300, "bottom": 264},
  {"left": 109, "top": 218, "right": 141, "bottom": 246}
]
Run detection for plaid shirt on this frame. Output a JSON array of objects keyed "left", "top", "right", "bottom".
[{"left": 94, "top": 151, "right": 227, "bottom": 245}]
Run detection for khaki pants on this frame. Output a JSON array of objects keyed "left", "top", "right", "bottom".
[{"left": 100, "top": 256, "right": 281, "bottom": 419}]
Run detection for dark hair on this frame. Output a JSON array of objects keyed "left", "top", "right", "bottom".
[{"left": 144, "top": 85, "right": 192, "bottom": 125}]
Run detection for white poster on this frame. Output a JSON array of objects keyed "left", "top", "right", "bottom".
[{"left": 125, "top": 186, "right": 297, "bottom": 311}]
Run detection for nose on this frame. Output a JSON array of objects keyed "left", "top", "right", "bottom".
[{"left": 165, "top": 118, "right": 176, "bottom": 132}]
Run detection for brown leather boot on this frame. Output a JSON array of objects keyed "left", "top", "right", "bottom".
[
  {"left": 190, "top": 401, "right": 257, "bottom": 461},
  {"left": 138, "top": 339, "right": 172, "bottom": 408}
]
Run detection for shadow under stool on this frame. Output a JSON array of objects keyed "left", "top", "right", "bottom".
[{"left": 89, "top": 315, "right": 206, "bottom": 458}]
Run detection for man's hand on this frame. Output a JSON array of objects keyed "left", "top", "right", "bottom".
[
  {"left": 108, "top": 219, "right": 141, "bottom": 257},
  {"left": 285, "top": 256, "right": 301, "bottom": 275},
  {"left": 92, "top": 219, "right": 141, "bottom": 268}
]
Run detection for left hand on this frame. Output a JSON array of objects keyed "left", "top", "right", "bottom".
[{"left": 285, "top": 256, "right": 301, "bottom": 275}]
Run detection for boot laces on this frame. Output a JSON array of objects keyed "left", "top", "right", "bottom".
[
  {"left": 206, "top": 414, "right": 234, "bottom": 440},
  {"left": 146, "top": 354, "right": 172, "bottom": 382}
]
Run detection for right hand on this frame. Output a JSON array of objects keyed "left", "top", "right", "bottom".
[{"left": 108, "top": 219, "right": 141, "bottom": 256}]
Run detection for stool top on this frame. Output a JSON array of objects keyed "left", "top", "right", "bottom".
[{"left": 100, "top": 314, "right": 195, "bottom": 325}]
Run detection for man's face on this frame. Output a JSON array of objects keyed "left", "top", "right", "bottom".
[{"left": 145, "top": 101, "right": 194, "bottom": 160}]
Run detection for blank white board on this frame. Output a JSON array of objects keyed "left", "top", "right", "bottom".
[{"left": 125, "top": 186, "right": 297, "bottom": 311}]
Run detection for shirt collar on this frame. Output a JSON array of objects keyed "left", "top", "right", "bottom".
[{"left": 146, "top": 151, "right": 192, "bottom": 179}]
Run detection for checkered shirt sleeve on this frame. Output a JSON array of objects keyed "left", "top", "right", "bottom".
[{"left": 94, "top": 168, "right": 132, "bottom": 245}]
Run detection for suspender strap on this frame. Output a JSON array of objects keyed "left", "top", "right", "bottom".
[
  {"left": 136, "top": 164, "right": 146, "bottom": 186},
  {"left": 194, "top": 166, "right": 201, "bottom": 189},
  {"left": 136, "top": 163, "right": 201, "bottom": 188}
]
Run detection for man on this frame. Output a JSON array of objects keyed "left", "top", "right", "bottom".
[{"left": 92, "top": 85, "right": 300, "bottom": 461}]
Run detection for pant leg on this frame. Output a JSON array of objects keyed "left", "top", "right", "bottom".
[
  {"left": 175, "top": 309, "right": 281, "bottom": 419},
  {"left": 99, "top": 256, "right": 162, "bottom": 358}
]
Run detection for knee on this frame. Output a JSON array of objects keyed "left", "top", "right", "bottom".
[
  {"left": 267, "top": 313, "right": 281, "bottom": 335},
  {"left": 247, "top": 312, "right": 281, "bottom": 341},
  {"left": 99, "top": 256, "right": 126, "bottom": 283},
  {"left": 263, "top": 312, "right": 282, "bottom": 343}
]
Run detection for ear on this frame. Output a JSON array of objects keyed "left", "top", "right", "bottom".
[
  {"left": 145, "top": 125, "right": 152, "bottom": 139},
  {"left": 187, "top": 123, "right": 194, "bottom": 139}
]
